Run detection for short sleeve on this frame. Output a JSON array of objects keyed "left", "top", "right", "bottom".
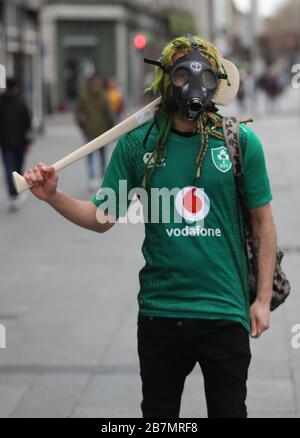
[
  {"left": 92, "top": 135, "right": 136, "bottom": 218},
  {"left": 241, "top": 125, "right": 273, "bottom": 209}
]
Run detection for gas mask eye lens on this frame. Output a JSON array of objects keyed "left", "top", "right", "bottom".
[
  {"left": 172, "top": 68, "right": 190, "bottom": 87},
  {"left": 201, "top": 71, "right": 217, "bottom": 90}
]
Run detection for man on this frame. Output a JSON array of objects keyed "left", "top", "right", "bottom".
[
  {"left": 75, "top": 74, "right": 114, "bottom": 191},
  {"left": 23, "top": 36, "right": 276, "bottom": 418},
  {"left": 0, "top": 78, "right": 32, "bottom": 211}
]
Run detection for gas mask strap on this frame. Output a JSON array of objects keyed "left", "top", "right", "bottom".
[
  {"left": 144, "top": 58, "right": 169, "bottom": 72},
  {"left": 186, "top": 33, "right": 200, "bottom": 52}
]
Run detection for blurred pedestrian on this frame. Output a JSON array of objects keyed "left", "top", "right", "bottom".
[
  {"left": 237, "top": 78, "right": 246, "bottom": 111},
  {"left": 263, "top": 72, "right": 282, "bottom": 113},
  {"left": 244, "top": 69, "right": 257, "bottom": 112},
  {"left": 103, "top": 77, "right": 125, "bottom": 122},
  {"left": 0, "top": 78, "right": 32, "bottom": 211},
  {"left": 75, "top": 74, "right": 114, "bottom": 191}
]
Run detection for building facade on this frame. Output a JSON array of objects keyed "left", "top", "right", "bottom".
[
  {"left": 42, "top": 0, "right": 162, "bottom": 110},
  {"left": 41, "top": 0, "right": 201, "bottom": 110},
  {"left": 0, "top": 0, "right": 44, "bottom": 128}
]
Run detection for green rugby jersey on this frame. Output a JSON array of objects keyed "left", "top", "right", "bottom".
[{"left": 92, "top": 116, "right": 273, "bottom": 332}]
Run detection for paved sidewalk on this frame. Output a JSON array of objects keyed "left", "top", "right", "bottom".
[{"left": 0, "top": 110, "right": 299, "bottom": 418}]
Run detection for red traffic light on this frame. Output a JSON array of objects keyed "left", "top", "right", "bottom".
[{"left": 134, "top": 34, "right": 147, "bottom": 50}]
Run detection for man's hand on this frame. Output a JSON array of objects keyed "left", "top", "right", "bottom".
[
  {"left": 249, "top": 204, "right": 276, "bottom": 339},
  {"left": 24, "top": 162, "right": 58, "bottom": 202},
  {"left": 250, "top": 299, "right": 271, "bottom": 338}
]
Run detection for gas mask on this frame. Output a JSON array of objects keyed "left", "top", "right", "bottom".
[
  {"left": 145, "top": 37, "right": 227, "bottom": 120},
  {"left": 169, "top": 51, "right": 221, "bottom": 120}
]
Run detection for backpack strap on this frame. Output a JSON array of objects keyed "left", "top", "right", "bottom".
[
  {"left": 223, "top": 117, "right": 248, "bottom": 200},
  {"left": 222, "top": 117, "right": 243, "bottom": 178},
  {"left": 222, "top": 116, "right": 253, "bottom": 225}
]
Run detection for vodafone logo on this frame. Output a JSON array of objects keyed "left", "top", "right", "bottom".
[{"left": 175, "top": 187, "right": 210, "bottom": 223}]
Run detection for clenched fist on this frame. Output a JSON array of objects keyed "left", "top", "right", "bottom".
[{"left": 24, "top": 163, "right": 59, "bottom": 202}]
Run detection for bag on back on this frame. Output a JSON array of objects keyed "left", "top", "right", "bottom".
[{"left": 222, "top": 117, "right": 291, "bottom": 311}]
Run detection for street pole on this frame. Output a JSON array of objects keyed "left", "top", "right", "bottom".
[
  {"left": 250, "top": 0, "right": 260, "bottom": 113},
  {"left": 251, "top": 0, "right": 259, "bottom": 72}
]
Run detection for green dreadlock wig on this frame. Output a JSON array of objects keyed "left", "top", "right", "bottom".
[{"left": 142, "top": 36, "right": 250, "bottom": 189}]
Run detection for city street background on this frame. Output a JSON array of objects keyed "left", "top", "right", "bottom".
[{"left": 0, "top": 88, "right": 300, "bottom": 418}]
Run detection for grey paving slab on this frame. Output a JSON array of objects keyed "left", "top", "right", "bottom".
[
  {"left": 0, "top": 374, "right": 35, "bottom": 418},
  {"left": 249, "top": 411, "right": 297, "bottom": 419},
  {"left": 9, "top": 373, "right": 90, "bottom": 418},
  {"left": 100, "top": 302, "right": 140, "bottom": 367},
  {"left": 180, "top": 369, "right": 207, "bottom": 418},
  {"left": 247, "top": 378, "right": 296, "bottom": 416},
  {"left": 71, "top": 374, "right": 142, "bottom": 418}
]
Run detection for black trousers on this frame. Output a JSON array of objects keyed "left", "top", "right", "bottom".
[
  {"left": 1, "top": 148, "right": 25, "bottom": 197},
  {"left": 137, "top": 315, "right": 251, "bottom": 419}
]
